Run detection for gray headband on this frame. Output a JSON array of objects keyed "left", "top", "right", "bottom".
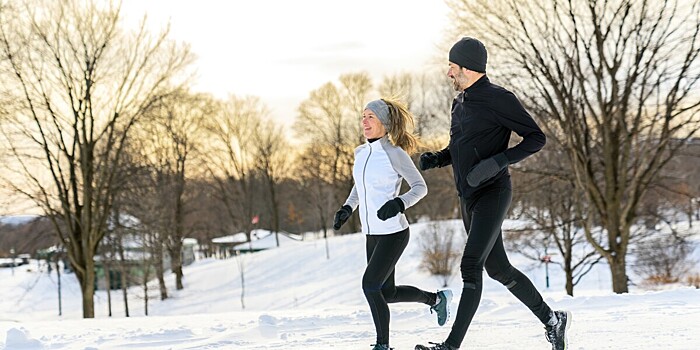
[{"left": 365, "top": 99, "right": 391, "bottom": 132}]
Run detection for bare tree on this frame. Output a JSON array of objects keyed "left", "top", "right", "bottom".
[
  {"left": 448, "top": 0, "right": 700, "bottom": 293},
  {"left": 0, "top": 0, "right": 193, "bottom": 316},
  {"left": 205, "top": 95, "right": 264, "bottom": 241},
  {"left": 294, "top": 73, "right": 372, "bottom": 233},
  {"left": 136, "top": 90, "right": 209, "bottom": 290},
  {"left": 112, "top": 204, "right": 132, "bottom": 317},
  {"left": 253, "top": 120, "right": 292, "bottom": 246},
  {"left": 186, "top": 179, "right": 230, "bottom": 258},
  {"left": 379, "top": 72, "right": 454, "bottom": 137},
  {"left": 99, "top": 232, "right": 115, "bottom": 316},
  {"left": 139, "top": 226, "right": 155, "bottom": 316},
  {"left": 296, "top": 143, "right": 337, "bottom": 258},
  {"left": 378, "top": 73, "right": 414, "bottom": 105},
  {"left": 339, "top": 73, "right": 374, "bottom": 146},
  {"left": 510, "top": 162, "right": 604, "bottom": 296},
  {"left": 123, "top": 159, "right": 172, "bottom": 300}
]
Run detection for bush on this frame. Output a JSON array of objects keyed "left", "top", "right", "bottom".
[
  {"left": 632, "top": 235, "right": 696, "bottom": 287},
  {"left": 419, "top": 222, "right": 464, "bottom": 287}
]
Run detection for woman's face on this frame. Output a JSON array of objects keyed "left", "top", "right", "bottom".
[{"left": 362, "top": 109, "right": 386, "bottom": 139}]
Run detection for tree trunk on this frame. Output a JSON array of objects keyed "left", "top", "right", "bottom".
[
  {"left": 104, "top": 262, "right": 112, "bottom": 317},
  {"left": 564, "top": 236, "right": 574, "bottom": 296},
  {"left": 149, "top": 232, "right": 168, "bottom": 300},
  {"left": 80, "top": 258, "right": 96, "bottom": 318},
  {"left": 610, "top": 254, "right": 629, "bottom": 293},
  {"left": 170, "top": 242, "right": 184, "bottom": 290},
  {"left": 155, "top": 246, "right": 168, "bottom": 300},
  {"left": 121, "top": 268, "right": 130, "bottom": 317},
  {"left": 173, "top": 169, "right": 186, "bottom": 290},
  {"left": 143, "top": 266, "right": 150, "bottom": 316},
  {"left": 267, "top": 178, "right": 280, "bottom": 247},
  {"left": 565, "top": 272, "right": 574, "bottom": 297},
  {"left": 115, "top": 238, "right": 130, "bottom": 317}
]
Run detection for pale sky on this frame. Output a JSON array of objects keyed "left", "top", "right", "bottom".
[
  {"left": 1, "top": 1, "right": 454, "bottom": 216},
  {"left": 121, "top": 0, "right": 452, "bottom": 127}
]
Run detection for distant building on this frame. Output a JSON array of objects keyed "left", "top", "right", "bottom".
[
  {"left": 211, "top": 229, "right": 303, "bottom": 258},
  {"left": 93, "top": 235, "right": 199, "bottom": 290},
  {"left": 0, "top": 254, "right": 30, "bottom": 268}
]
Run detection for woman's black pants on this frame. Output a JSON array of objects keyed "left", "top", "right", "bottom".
[{"left": 363, "top": 228, "right": 436, "bottom": 345}]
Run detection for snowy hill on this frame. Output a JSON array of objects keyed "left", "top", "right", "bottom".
[
  {"left": 0, "top": 215, "right": 38, "bottom": 226},
  {"left": 1, "top": 220, "right": 699, "bottom": 349}
]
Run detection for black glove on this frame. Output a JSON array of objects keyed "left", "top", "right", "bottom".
[
  {"left": 333, "top": 205, "right": 353, "bottom": 230},
  {"left": 377, "top": 198, "right": 405, "bottom": 221},
  {"left": 466, "top": 153, "right": 509, "bottom": 187},
  {"left": 419, "top": 152, "right": 440, "bottom": 170}
]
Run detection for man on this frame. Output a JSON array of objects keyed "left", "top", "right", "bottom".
[{"left": 414, "top": 37, "right": 571, "bottom": 350}]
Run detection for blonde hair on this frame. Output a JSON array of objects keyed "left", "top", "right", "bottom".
[{"left": 382, "top": 98, "right": 420, "bottom": 154}]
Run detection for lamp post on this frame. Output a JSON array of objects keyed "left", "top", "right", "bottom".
[{"left": 540, "top": 254, "right": 552, "bottom": 289}]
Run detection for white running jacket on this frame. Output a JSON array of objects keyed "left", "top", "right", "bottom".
[{"left": 343, "top": 136, "right": 427, "bottom": 235}]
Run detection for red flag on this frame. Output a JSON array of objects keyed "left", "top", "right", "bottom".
[{"left": 251, "top": 215, "right": 259, "bottom": 225}]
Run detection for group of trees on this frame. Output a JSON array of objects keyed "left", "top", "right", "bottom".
[
  {"left": 448, "top": 0, "right": 700, "bottom": 293},
  {"left": 0, "top": 0, "right": 698, "bottom": 318}
]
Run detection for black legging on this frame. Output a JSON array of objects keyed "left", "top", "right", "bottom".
[
  {"left": 363, "top": 228, "right": 436, "bottom": 345},
  {"left": 445, "top": 186, "right": 553, "bottom": 348}
]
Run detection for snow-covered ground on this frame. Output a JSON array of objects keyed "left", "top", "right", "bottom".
[{"left": 1, "top": 220, "right": 699, "bottom": 349}]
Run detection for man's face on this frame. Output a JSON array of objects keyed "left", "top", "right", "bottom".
[{"left": 447, "top": 62, "right": 469, "bottom": 91}]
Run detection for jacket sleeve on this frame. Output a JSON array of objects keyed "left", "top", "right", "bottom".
[
  {"left": 492, "top": 91, "right": 546, "bottom": 164},
  {"left": 343, "top": 184, "right": 360, "bottom": 211},
  {"left": 386, "top": 147, "right": 427, "bottom": 209}
]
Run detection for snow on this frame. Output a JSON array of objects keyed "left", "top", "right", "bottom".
[
  {"left": 211, "top": 233, "right": 248, "bottom": 244},
  {"left": 0, "top": 216, "right": 37, "bottom": 226},
  {"left": 1, "top": 220, "right": 699, "bottom": 349},
  {"left": 211, "top": 229, "right": 303, "bottom": 251}
]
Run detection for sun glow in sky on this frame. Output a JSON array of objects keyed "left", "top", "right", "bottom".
[{"left": 121, "top": 0, "right": 451, "bottom": 126}]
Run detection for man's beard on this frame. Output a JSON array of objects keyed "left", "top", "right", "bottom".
[{"left": 452, "top": 78, "right": 461, "bottom": 91}]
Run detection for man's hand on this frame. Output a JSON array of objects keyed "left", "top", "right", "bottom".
[
  {"left": 419, "top": 152, "right": 440, "bottom": 171},
  {"left": 333, "top": 205, "right": 353, "bottom": 230},
  {"left": 466, "top": 153, "right": 509, "bottom": 187}
]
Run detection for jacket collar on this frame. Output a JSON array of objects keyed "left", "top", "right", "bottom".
[
  {"left": 456, "top": 75, "right": 489, "bottom": 103},
  {"left": 464, "top": 75, "right": 489, "bottom": 93},
  {"left": 366, "top": 135, "right": 389, "bottom": 149}
]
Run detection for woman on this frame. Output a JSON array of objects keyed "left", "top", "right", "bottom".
[{"left": 333, "top": 98, "right": 452, "bottom": 350}]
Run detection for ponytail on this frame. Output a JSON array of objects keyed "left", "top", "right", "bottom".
[{"left": 382, "top": 98, "right": 420, "bottom": 154}]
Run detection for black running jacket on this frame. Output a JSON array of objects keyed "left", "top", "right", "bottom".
[{"left": 435, "top": 76, "right": 546, "bottom": 198}]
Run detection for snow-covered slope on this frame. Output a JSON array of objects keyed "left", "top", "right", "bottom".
[{"left": 1, "top": 220, "right": 698, "bottom": 349}]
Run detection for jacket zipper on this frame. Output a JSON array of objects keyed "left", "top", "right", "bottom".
[{"left": 361, "top": 145, "right": 373, "bottom": 234}]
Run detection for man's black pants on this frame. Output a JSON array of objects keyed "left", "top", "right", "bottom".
[{"left": 445, "top": 186, "right": 553, "bottom": 348}]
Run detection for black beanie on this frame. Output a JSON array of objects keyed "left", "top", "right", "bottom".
[{"left": 449, "top": 37, "right": 487, "bottom": 73}]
